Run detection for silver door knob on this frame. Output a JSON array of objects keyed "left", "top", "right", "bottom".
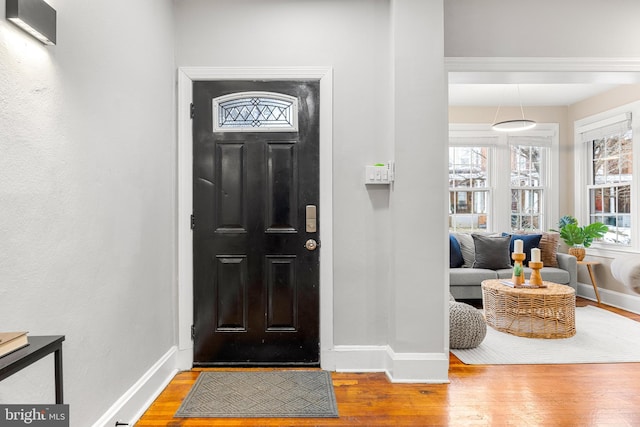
[{"left": 304, "top": 239, "right": 318, "bottom": 251}]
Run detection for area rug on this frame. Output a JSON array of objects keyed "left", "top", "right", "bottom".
[
  {"left": 174, "top": 370, "right": 339, "bottom": 418},
  {"left": 452, "top": 306, "right": 640, "bottom": 365}
]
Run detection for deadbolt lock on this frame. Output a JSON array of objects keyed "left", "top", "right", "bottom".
[
  {"left": 304, "top": 239, "right": 318, "bottom": 251},
  {"left": 306, "top": 205, "right": 317, "bottom": 233}
]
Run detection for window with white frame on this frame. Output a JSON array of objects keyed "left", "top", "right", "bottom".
[
  {"left": 448, "top": 144, "right": 492, "bottom": 232},
  {"left": 449, "top": 125, "right": 558, "bottom": 233},
  {"left": 576, "top": 109, "right": 636, "bottom": 249},
  {"left": 510, "top": 137, "right": 549, "bottom": 231}
]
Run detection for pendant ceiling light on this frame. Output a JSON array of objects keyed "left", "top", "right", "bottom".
[{"left": 491, "top": 85, "right": 536, "bottom": 132}]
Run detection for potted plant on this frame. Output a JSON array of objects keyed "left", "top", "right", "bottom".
[
  {"left": 511, "top": 263, "right": 524, "bottom": 285},
  {"left": 555, "top": 215, "right": 608, "bottom": 261}
]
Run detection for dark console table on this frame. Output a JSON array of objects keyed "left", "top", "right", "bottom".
[{"left": 0, "top": 335, "right": 65, "bottom": 403}]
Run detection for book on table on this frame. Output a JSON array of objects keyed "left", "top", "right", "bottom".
[
  {"left": 0, "top": 332, "right": 29, "bottom": 358},
  {"left": 499, "top": 280, "right": 547, "bottom": 289}
]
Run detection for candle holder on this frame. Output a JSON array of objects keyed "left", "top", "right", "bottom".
[
  {"left": 511, "top": 252, "right": 526, "bottom": 286},
  {"left": 528, "top": 261, "right": 544, "bottom": 286}
]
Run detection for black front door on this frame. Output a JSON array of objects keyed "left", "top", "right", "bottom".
[{"left": 192, "top": 80, "right": 320, "bottom": 366}]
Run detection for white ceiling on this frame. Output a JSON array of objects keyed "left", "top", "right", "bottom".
[{"left": 448, "top": 83, "right": 620, "bottom": 107}]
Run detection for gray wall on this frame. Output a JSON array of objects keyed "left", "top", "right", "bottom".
[
  {"left": 390, "top": 0, "right": 447, "bottom": 354},
  {"left": 0, "top": 1, "right": 176, "bottom": 425},
  {"left": 175, "top": 0, "right": 448, "bottom": 357},
  {"left": 444, "top": 0, "right": 640, "bottom": 57}
]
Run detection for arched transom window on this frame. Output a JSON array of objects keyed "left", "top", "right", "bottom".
[{"left": 212, "top": 91, "right": 298, "bottom": 132}]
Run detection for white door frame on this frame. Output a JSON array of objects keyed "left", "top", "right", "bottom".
[{"left": 175, "top": 67, "right": 334, "bottom": 369}]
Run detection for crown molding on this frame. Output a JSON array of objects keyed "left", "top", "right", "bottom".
[{"left": 445, "top": 57, "right": 640, "bottom": 72}]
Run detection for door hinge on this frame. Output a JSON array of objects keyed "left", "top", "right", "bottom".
[
  {"left": 191, "top": 325, "right": 195, "bottom": 340},
  {"left": 190, "top": 214, "right": 195, "bottom": 229},
  {"left": 190, "top": 103, "right": 195, "bottom": 119}
]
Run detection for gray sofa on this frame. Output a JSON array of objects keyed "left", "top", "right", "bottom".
[{"left": 450, "top": 251, "right": 577, "bottom": 300}]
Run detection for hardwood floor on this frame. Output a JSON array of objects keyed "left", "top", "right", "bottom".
[{"left": 136, "top": 298, "right": 640, "bottom": 426}]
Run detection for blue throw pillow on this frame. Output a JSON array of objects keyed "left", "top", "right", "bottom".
[
  {"left": 502, "top": 233, "right": 543, "bottom": 266},
  {"left": 449, "top": 234, "right": 464, "bottom": 268}
]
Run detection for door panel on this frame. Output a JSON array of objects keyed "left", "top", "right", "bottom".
[
  {"left": 266, "top": 255, "right": 297, "bottom": 331},
  {"left": 215, "top": 143, "right": 247, "bottom": 231},
  {"left": 266, "top": 143, "right": 297, "bottom": 231},
  {"left": 192, "top": 80, "right": 320, "bottom": 366},
  {"left": 215, "top": 255, "right": 247, "bottom": 331}
]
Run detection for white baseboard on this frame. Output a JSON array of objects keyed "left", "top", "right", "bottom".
[
  {"left": 577, "top": 283, "right": 640, "bottom": 314},
  {"left": 384, "top": 347, "right": 450, "bottom": 384},
  {"left": 91, "top": 346, "right": 178, "bottom": 427},
  {"left": 331, "top": 345, "right": 449, "bottom": 383},
  {"left": 332, "top": 345, "right": 389, "bottom": 372}
]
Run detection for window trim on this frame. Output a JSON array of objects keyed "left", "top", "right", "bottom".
[
  {"left": 574, "top": 101, "right": 640, "bottom": 255},
  {"left": 449, "top": 123, "right": 559, "bottom": 233},
  {"left": 509, "top": 135, "right": 554, "bottom": 232},
  {"left": 449, "top": 132, "right": 497, "bottom": 232}
]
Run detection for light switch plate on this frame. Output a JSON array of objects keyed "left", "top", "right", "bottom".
[{"left": 365, "top": 164, "right": 393, "bottom": 184}]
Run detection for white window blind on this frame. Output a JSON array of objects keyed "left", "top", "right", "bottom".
[
  {"left": 578, "top": 112, "right": 631, "bottom": 143},
  {"left": 448, "top": 136, "right": 498, "bottom": 146},
  {"left": 507, "top": 135, "right": 552, "bottom": 147}
]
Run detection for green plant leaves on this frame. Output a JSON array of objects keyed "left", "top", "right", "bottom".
[
  {"left": 557, "top": 217, "right": 608, "bottom": 248},
  {"left": 558, "top": 215, "right": 578, "bottom": 228},
  {"left": 513, "top": 264, "right": 523, "bottom": 276}
]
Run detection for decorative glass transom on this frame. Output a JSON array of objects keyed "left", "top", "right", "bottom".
[{"left": 213, "top": 92, "right": 298, "bottom": 132}]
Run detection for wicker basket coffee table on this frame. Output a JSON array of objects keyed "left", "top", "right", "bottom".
[{"left": 481, "top": 279, "right": 576, "bottom": 339}]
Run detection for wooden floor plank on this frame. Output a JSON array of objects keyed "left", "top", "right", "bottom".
[{"left": 135, "top": 298, "right": 640, "bottom": 426}]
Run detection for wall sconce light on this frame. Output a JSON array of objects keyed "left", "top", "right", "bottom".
[{"left": 6, "top": 0, "right": 56, "bottom": 45}]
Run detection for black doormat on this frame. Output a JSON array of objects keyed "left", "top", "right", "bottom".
[{"left": 174, "top": 370, "right": 339, "bottom": 418}]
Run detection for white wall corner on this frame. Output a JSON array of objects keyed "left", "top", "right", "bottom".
[{"left": 91, "top": 346, "right": 178, "bottom": 427}]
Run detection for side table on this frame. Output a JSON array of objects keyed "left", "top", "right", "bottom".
[
  {"left": 578, "top": 261, "right": 601, "bottom": 304},
  {"left": 0, "top": 335, "right": 65, "bottom": 403}
]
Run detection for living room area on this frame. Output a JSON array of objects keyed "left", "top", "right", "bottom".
[
  {"left": 447, "top": 65, "right": 640, "bottom": 308},
  {"left": 445, "top": 0, "right": 640, "bottom": 313},
  {"left": 445, "top": 57, "right": 640, "bottom": 358}
]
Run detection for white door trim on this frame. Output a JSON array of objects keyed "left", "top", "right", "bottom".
[{"left": 176, "top": 67, "right": 334, "bottom": 369}]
